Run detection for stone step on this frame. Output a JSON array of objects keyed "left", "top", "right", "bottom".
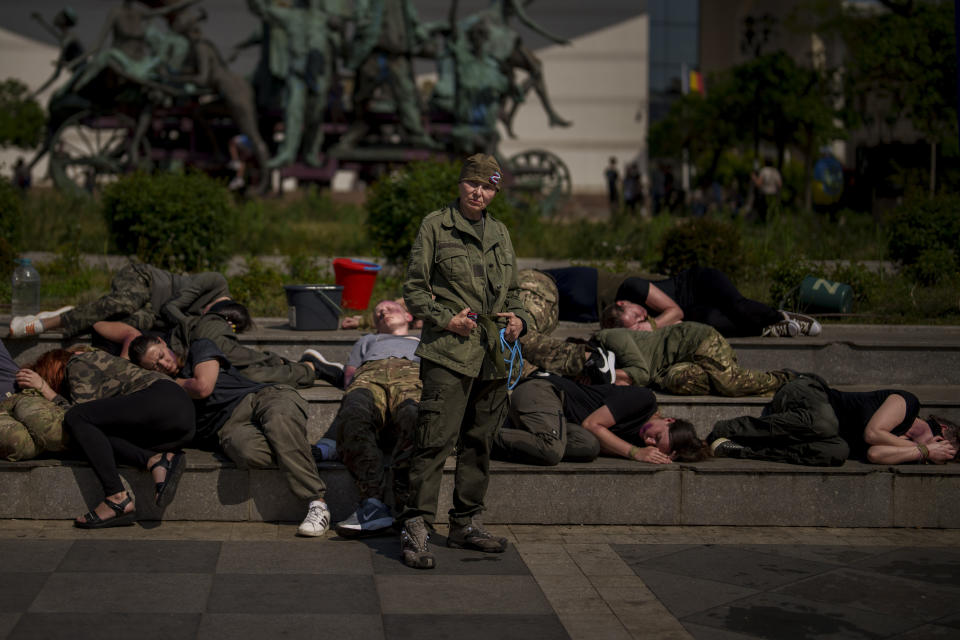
[
  {"left": 298, "top": 384, "right": 960, "bottom": 443},
  {"left": 2, "top": 453, "right": 957, "bottom": 528},
  {"left": 6, "top": 322, "right": 960, "bottom": 386}
]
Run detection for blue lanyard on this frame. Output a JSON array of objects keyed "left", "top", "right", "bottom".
[{"left": 499, "top": 328, "right": 523, "bottom": 390}]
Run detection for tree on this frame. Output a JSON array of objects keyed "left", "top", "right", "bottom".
[
  {"left": 833, "top": 1, "right": 957, "bottom": 192},
  {"left": 0, "top": 79, "right": 45, "bottom": 150},
  {"left": 648, "top": 51, "right": 844, "bottom": 207}
]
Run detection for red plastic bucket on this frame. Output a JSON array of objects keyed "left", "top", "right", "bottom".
[{"left": 333, "top": 258, "right": 382, "bottom": 310}]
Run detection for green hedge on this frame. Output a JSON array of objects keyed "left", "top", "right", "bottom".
[
  {"left": 101, "top": 171, "right": 233, "bottom": 271},
  {"left": 886, "top": 195, "right": 960, "bottom": 284}
]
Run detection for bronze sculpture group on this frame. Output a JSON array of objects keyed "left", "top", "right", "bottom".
[{"left": 29, "top": 0, "right": 574, "bottom": 194}]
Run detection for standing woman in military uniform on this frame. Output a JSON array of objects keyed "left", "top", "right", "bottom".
[{"left": 398, "top": 154, "right": 531, "bottom": 569}]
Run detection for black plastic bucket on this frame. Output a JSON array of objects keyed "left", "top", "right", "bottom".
[{"left": 284, "top": 284, "right": 343, "bottom": 330}]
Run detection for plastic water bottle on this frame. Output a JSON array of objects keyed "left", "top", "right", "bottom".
[{"left": 11, "top": 258, "right": 41, "bottom": 317}]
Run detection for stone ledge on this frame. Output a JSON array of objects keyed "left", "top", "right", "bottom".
[{"left": 3, "top": 454, "right": 958, "bottom": 528}]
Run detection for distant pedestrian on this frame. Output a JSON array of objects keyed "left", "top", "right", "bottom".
[
  {"left": 604, "top": 157, "right": 619, "bottom": 211},
  {"left": 622, "top": 162, "right": 641, "bottom": 214},
  {"left": 13, "top": 158, "right": 30, "bottom": 191},
  {"left": 752, "top": 158, "right": 782, "bottom": 222}
]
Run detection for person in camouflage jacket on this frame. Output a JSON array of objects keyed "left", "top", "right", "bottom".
[{"left": 16, "top": 348, "right": 194, "bottom": 528}]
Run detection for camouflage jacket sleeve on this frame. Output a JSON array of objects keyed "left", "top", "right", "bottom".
[
  {"left": 597, "top": 328, "right": 651, "bottom": 387},
  {"left": 159, "top": 272, "right": 230, "bottom": 327}
]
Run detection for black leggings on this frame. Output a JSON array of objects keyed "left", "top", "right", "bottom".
[
  {"left": 673, "top": 267, "right": 783, "bottom": 337},
  {"left": 64, "top": 380, "right": 195, "bottom": 496}
]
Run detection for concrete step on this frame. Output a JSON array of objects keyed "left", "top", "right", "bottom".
[
  {"left": 6, "top": 322, "right": 960, "bottom": 386},
  {"left": 297, "top": 384, "right": 960, "bottom": 443},
  {"left": 3, "top": 453, "right": 957, "bottom": 528}
]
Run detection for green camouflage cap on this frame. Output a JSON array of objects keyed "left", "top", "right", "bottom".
[{"left": 459, "top": 154, "right": 503, "bottom": 191}]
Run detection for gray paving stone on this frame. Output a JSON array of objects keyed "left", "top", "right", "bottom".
[
  {"left": 774, "top": 567, "right": 960, "bottom": 621},
  {"left": 364, "top": 535, "right": 531, "bottom": 575},
  {"left": 197, "top": 614, "right": 384, "bottom": 640},
  {"left": 382, "top": 614, "right": 570, "bottom": 640},
  {"left": 207, "top": 574, "right": 378, "bottom": 614},
  {"left": 626, "top": 545, "right": 840, "bottom": 591},
  {"left": 680, "top": 622, "right": 761, "bottom": 639},
  {"left": 849, "top": 546, "right": 960, "bottom": 586},
  {"left": 0, "top": 540, "right": 72, "bottom": 572},
  {"left": 7, "top": 613, "right": 201, "bottom": 640},
  {"left": 376, "top": 575, "right": 553, "bottom": 615},
  {"left": 216, "top": 540, "right": 373, "bottom": 574},
  {"left": 58, "top": 540, "right": 221, "bottom": 573},
  {"left": 610, "top": 543, "right": 700, "bottom": 564},
  {"left": 732, "top": 544, "right": 893, "bottom": 567},
  {"left": 623, "top": 566, "right": 758, "bottom": 619},
  {"left": 889, "top": 624, "right": 960, "bottom": 640},
  {"left": 0, "top": 574, "right": 50, "bottom": 613},
  {"left": 29, "top": 573, "right": 212, "bottom": 613},
  {"left": 0, "top": 613, "right": 20, "bottom": 640},
  {"left": 684, "top": 591, "right": 920, "bottom": 639}
]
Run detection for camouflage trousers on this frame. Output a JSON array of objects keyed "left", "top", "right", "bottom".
[
  {"left": 333, "top": 358, "right": 422, "bottom": 507},
  {"left": 517, "top": 269, "right": 587, "bottom": 377},
  {"left": 61, "top": 264, "right": 156, "bottom": 337},
  {"left": 659, "top": 332, "right": 791, "bottom": 397},
  {"left": 0, "top": 390, "right": 68, "bottom": 461}
]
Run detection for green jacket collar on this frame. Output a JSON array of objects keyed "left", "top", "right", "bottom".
[{"left": 444, "top": 200, "right": 499, "bottom": 245}]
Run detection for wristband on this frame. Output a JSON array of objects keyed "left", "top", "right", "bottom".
[
  {"left": 917, "top": 444, "right": 929, "bottom": 463},
  {"left": 628, "top": 445, "right": 640, "bottom": 460}
]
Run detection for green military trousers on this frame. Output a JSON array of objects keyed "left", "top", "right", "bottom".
[
  {"left": 709, "top": 376, "right": 849, "bottom": 466},
  {"left": 217, "top": 386, "right": 326, "bottom": 502},
  {"left": 493, "top": 377, "right": 600, "bottom": 465},
  {"left": 400, "top": 359, "right": 509, "bottom": 527}
]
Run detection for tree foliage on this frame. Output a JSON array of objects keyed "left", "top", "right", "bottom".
[
  {"left": 838, "top": 0, "right": 957, "bottom": 152},
  {"left": 365, "top": 159, "right": 517, "bottom": 265},
  {"left": 648, "top": 49, "right": 843, "bottom": 204},
  {"left": 101, "top": 171, "right": 233, "bottom": 271},
  {"left": 0, "top": 79, "right": 45, "bottom": 150}
]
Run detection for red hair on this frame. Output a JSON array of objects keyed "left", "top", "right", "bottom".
[{"left": 27, "top": 349, "right": 74, "bottom": 395}]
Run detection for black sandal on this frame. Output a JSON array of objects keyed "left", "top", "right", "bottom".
[
  {"left": 74, "top": 494, "right": 136, "bottom": 529},
  {"left": 150, "top": 451, "right": 186, "bottom": 508}
]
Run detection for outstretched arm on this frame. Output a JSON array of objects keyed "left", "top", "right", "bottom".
[
  {"left": 582, "top": 405, "right": 672, "bottom": 464},
  {"left": 92, "top": 321, "right": 142, "bottom": 359}
]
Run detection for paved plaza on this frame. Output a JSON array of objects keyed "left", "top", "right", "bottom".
[{"left": 1, "top": 521, "right": 958, "bottom": 640}]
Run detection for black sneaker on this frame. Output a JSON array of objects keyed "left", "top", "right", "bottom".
[
  {"left": 582, "top": 347, "right": 616, "bottom": 385},
  {"left": 301, "top": 349, "right": 345, "bottom": 388},
  {"left": 447, "top": 520, "right": 508, "bottom": 553},
  {"left": 400, "top": 516, "right": 435, "bottom": 569}
]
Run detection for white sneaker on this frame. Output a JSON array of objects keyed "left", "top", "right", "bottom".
[
  {"left": 38, "top": 306, "right": 73, "bottom": 319},
  {"left": 9, "top": 315, "right": 44, "bottom": 338},
  {"left": 762, "top": 319, "right": 799, "bottom": 338},
  {"left": 297, "top": 500, "right": 331, "bottom": 537},
  {"left": 785, "top": 312, "right": 822, "bottom": 337},
  {"left": 228, "top": 176, "right": 246, "bottom": 191}
]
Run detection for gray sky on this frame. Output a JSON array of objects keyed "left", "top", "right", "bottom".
[{"left": 1, "top": 0, "right": 645, "bottom": 72}]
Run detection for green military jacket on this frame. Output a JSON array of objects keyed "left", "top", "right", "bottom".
[
  {"left": 595, "top": 322, "right": 716, "bottom": 388},
  {"left": 403, "top": 201, "right": 530, "bottom": 379},
  {"left": 54, "top": 349, "right": 168, "bottom": 408}
]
